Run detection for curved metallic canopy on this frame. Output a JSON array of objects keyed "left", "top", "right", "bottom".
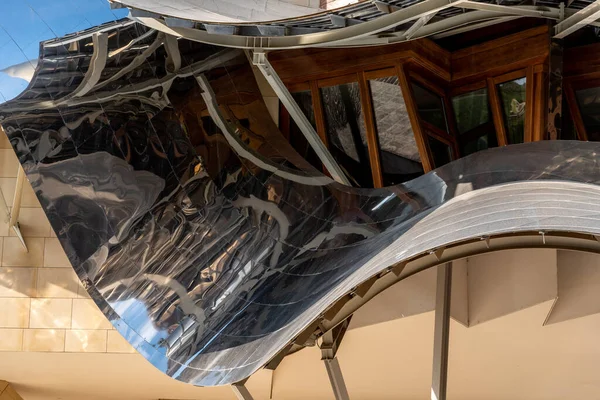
[
  {"left": 1, "top": 21, "right": 600, "bottom": 386},
  {"left": 115, "top": 0, "right": 600, "bottom": 49}
]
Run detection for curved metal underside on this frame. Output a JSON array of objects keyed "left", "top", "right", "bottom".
[
  {"left": 1, "top": 21, "right": 600, "bottom": 386},
  {"left": 121, "top": 0, "right": 595, "bottom": 49}
]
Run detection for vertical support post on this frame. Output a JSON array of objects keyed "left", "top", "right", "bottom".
[
  {"left": 323, "top": 358, "right": 351, "bottom": 400},
  {"left": 321, "top": 317, "right": 352, "bottom": 400},
  {"left": 232, "top": 383, "right": 255, "bottom": 400},
  {"left": 432, "top": 262, "right": 452, "bottom": 400},
  {"left": 251, "top": 50, "right": 350, "bottom": 186},
  {"left": 547, "top": 37, "right": 564, "bottom": 140}
]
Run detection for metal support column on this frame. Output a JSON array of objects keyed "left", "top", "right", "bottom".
[
  {"left": 432, "top": 262, "right": 452, "bottom": 400},
  {"left": 251, "top": 50, "right": 350, "bottom": 186},
  {"left": 324, "top": 358, "right": 350, "bottom": 400},
  {"left": 321, "top": 317, "right": 351, "bottom": 400}
]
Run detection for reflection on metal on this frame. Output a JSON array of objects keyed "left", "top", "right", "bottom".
[
  {"left": 196, "top": 73, "right": 334, "bottom": 186},
  {"left": 1, "top": 21, "right": 600, "bottom": 387},
  {"left": 555, "top": 0, "right": 600, "bottom": 38},
  {"left": 70, "top": 33, "right": 109, "bottom": 98},
  {"left": 432, "top": 263, "right": 452, "bottom": 400},
  {"left": 252, "top": 51, "right": 350, "bottom": 185}
]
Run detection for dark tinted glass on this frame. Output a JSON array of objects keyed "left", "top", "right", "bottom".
[
  {"left": 575, "top": 86, "right": 600, "bottom": 141},
  {"left": 427, "top": 136, "right": 452, "bottom": 168},
  {"left": 411, "top": 82, "right": 447, "bottom": 131},
  {"left": 452, "top": 88, "right": 490, "bottom": 134},
  {"left": 288, "top": 90, "right": 321, "bottom": 169},
  {"left": 452, "top": 88, "right": 497, "bottom": 156}
]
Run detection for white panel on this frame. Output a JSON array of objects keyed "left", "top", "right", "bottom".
[
  {"left": 467, "top": 249, "right": 557, "bottom": 326},
  {"left": 545, "top": 250, "right": 600, "bottom": 325}
]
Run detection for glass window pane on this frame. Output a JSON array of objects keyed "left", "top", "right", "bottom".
[
  {"left": 369, "top": 76, "right": 423, "bottom": 186},
  {"left": 427, "top": 136, "right": 452, "bottom": 168},
  {"left": 498, "top": 77, "right": 526, "bottom": 144},
  {"left": 411, "top": 82, "right": 448, "bottom": 131},
  {"left": 461, "top": 128, "right": 498, "bottom": 156},
  {"left": 451, "top": 88, "right": 497, "bottom": 156},
  {"left": 288, "top": 90, "right": 321, "bottom": 169},
  {"left": 320, "top": 81, "right": 372, "bottom": 187},
  {"left": 575, "top": 86, "right": 600, "bottom": 141},
  {"left": 452, "top": 88, "right": 490, "bottom": 134}
]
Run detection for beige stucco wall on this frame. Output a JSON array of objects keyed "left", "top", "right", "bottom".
[{"left": 0, "top": 133, "right": 134, "bottom": 354}]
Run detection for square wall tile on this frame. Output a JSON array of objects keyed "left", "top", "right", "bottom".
[
  {"left": 36, "top": 268, "right": 79, "bottom": 298},
  {"left": 0, "top": 267, "right": 36, "bottom": 297},
  {"left": 77, "top": 283, "right": 90, "bottom": 299},
  {"left": 65, "top": 330, "right": 107, "bottom": 353},
  {"left": 0, "top": 298, "right": 30, "bottom": 328},
  {"left": 0, "top": 328, "right": 23, "bottom": 351},
  {"left": 23, "top": 329, "right": 65, "bottom": 352},
  {"left": 21, "top": 181, "right": 41, "bottom": 208},
  {"left": 107, "top": 330, "right": 136, "bottom": 353},
  {"left": 9, "top": 208, "right": 51, "bottom": 238},
  {"left": 0, "top": 178, "right": 16, "bottom": 208},
  {"left": 0, "top": 130, "right": 11, "bottom": 149},
  {"left": 0, "top": 215, "right": 7, "bottom": 237},
  {"left": 0, "top": 150, "right": 18, "bottom": 178},
  {"left": 29, "top": 298, "right": 72, "bottom": 329},
  {"left": 43, "top": 238, "right": 71, "bottom": 268},
  {"left": 2, "top": 237, "right": 44, "bottom": 267},
  {"left": 72, "top": 299, "right": 112, "bottom": 330}
]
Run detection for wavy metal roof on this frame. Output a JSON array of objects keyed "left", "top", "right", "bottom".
[{"left": 1, "top": 21, "right": 600, "bottom": 387}]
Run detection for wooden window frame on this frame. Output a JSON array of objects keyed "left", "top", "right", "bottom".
[{"left": 486, "top": 68, "right": 532, "bottom": 146}]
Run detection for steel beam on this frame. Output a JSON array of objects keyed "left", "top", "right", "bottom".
[
  {"left": 555, "top": 0, "right": 600, "bottom": 38},
  {"left": 405, "top": 14, "right": 436, "bottom": 39},
  {"left": 321, "top": 317, "right": 352, "bottom": 400},
  {"left": 232, "top": 383, "right": 255, "bottom": 400},
  {"left": 432, "top": 263, "right": 452, "bottom": 400},
  {"left": 252, "top": 51, "right": 350, "bottom": 185},
  {"left": 323, "top": 358, "right": 350, "bottom": 400},
  {"left": 460, "top": 1, "right": 558, "bottom": 17}
]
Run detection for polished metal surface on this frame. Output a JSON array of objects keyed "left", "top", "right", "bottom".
[{"left": 1, "top": 21, "right": 600, "bottom": 387}]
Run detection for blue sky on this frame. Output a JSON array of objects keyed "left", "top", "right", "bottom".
[{"left": 0, "top": 0, "right": 128, "bottom": 102}]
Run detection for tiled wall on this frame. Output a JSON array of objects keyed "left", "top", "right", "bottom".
[{"left": 0, "top": 133, "right": 135, "bottom": 354}]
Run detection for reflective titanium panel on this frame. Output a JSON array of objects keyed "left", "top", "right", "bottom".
[{"left": 1, "top": 21, "right": 600, "bottom": 386}]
